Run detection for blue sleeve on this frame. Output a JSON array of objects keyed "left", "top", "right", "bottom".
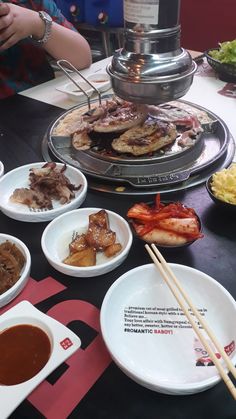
[{"left": 42, "top": 0, "right": 77, "bottom": 30}]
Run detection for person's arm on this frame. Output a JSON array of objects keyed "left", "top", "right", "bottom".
[{"left": 0, "top": 2, "right": 92, "bottom": 70}]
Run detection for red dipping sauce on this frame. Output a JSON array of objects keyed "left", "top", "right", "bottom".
[{"left": 0, "top": 324, "right": 51, "bottom": 385}]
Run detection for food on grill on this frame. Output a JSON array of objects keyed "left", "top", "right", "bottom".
[
  {"left": 72, "top": 128, "right": 92, "bottom": 150},
  {"left": 210, "top": 164, "right": 236, "bottom": 204},
  {"left": 63, "top": 209, "right": 122, "bottom": 267},
  {"left": 92, "top": 100, "right": 147, "bottom": 133},
  {"left": 71, "top": 98, "right": 147, "bottom": 151},
  {"left": 127, "top": 194, "right": 202, "bottom": 246},
  {"left": 0, "top": 241, "right": 26, "bottom": 295},
  {"left": 111, "top": 120, "right": 177, "bottom": 156},
  {"left": 10, "top": 162, "right": 81, "bottom": 209},
  {"left": 53, "top": 98, "right": 204, "bottom": 158}
]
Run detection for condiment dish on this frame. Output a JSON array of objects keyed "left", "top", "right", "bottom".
[
  {"left": 0, "top": 233, "right": 31, "bottom": 308},
  {"left": 41, "top": 207, "right": 133, "bottom": 278},
  {"left": 56, "top": 80, "right": 95, "bottom": 102},
  {"left": 0, "top": 300, "right": 81, "bottom": 418},
  {"left": 87, "top": 72, "right": 111, "bottom": 92},
  {"left": 56, "top": 72, "right": 111, "bottom": 102}
]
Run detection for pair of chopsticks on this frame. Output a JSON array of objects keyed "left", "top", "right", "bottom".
[{"left": 145, "top": 243, "right": 236, "bottom": 400}]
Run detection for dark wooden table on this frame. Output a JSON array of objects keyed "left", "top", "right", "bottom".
[{"left": 0, "top": 94, "right": 236, "bottom": 419}]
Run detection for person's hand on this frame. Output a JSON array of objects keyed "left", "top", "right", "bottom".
[{"left": 0, "top": 3, "right": 45, "bottom": 50}]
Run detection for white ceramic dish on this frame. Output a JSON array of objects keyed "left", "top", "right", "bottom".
[
  {"left": 57, "top": 80, "right": 94, "bottom": 102},
  {"left": 0, "top": 300, "right": 81, "bottom": 418},
  {"left": 56, "top": 72, "right": 111, "bottom": 102},
  {"left": 87, "top": 72, "right": 111, "bottom": 92},
  {"left": 0, "top": 162, "right": 87, "bottom": 222},
  {"left": 41, "top": 207, "right": 133, "bottom": 278},
  {"left": 100, "top": 263, "right": 236, "bottom": 395},
  {"left": 0, "top": 234, "right": 31, "bottom": 308},
  {"left": 0, "top": 161, "right": 4, "bottom": 177}
]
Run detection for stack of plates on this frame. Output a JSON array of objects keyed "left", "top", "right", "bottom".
[{"left": 100, "top": 264, "right": 236, "bottom": 395}]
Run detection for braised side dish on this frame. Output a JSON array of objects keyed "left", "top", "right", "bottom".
[
  {"left": 10, "top": 162, "right": 81, "bottom": 210},
  {"left": 63, "top": 209, "right": 122, "bottom": 267},
  {"left": 0, "top": 241, "right": 26, "bottom": 295},
  {"left": 0, "top": 324, "right": 51, "bottom": 385},
  {"left": 127, "top": 195, "right": 202, "bottom": 246}
]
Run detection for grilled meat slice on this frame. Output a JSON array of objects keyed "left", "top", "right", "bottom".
[
  {"left": 93, "top": 101, "right": 147, "bottom": 133},
  {"left": 111, "top": 120, "right": 177, "bottom": 156},
  {"left": 72, "top": 129, "right": 92, "bottom": 150}
]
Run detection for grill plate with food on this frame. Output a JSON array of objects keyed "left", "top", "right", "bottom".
[{"left": 44, "top": 97, "right": 234, "bottom": 193}]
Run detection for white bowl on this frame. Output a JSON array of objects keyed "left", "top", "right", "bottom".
[
  {"left": 56, "top": 72, "right": 111, "bottom": 102},
  {"left": 87, "top": 72, "right": 111, "bottom": 92},
  {"left": 100, "top": 263, "right": 236, "bottom": 395},
  {"left": 0, "top": 162, "right": 88, "bottom": 222},
  {"left": 41, "top": 208, "right": 133, "bottom": 278},
  {"left": 0, "top": 234, "right": 31, "bottom": 308},
  {"left": 0, "top": 161, "right": 4, "bottom": 177},
  {"left": 0, "top": 300, "right": 81, "bottom": 418},
  {"left": 57, "top": 80, "right": 95, "bottom": 102}
]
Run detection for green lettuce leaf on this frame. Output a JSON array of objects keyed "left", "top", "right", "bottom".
[{"left": 209, "top": 39, "right": 236, "bottom": 65}]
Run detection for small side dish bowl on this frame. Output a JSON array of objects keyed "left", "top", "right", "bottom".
[
  {"left": 0, "top": 234, "right": 31, "bottom": 308},
  {"left": 127, "top": 197, "right": 202, "bottom": 249},
  {"left": 56, "top": 72, "right": 111, "bottom": 102},
  {"left": 205, "top": 49, "right": 236, "bottom": 83},
  {"left": 0, "top": 161, "right": 4, "bottom": 178},
  {"left": 41, "top": 208, "right": 133, "bottom": 278},
  {"left": 206, "top": 173, "right": 236, "bottom": 211},
  {"left": 56, "top": 80, "right": 95, "bottom": 102},
  {"left": 87, "top": 72, "right": 111, "bottom": 92},
  {"left": 0, "top": 162, "right": 88, "bottom": 222}
]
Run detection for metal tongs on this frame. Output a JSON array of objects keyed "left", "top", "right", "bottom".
[{"left": 57, "top": 59, "right": 102, "bottom": 110}]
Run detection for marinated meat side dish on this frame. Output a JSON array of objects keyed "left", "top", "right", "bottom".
[
  {"left": 63, "top": 209, "right": 122, "bottom": 267},
  {"left": 0, "top": 241, "right": 26, "bottom": 295},
  {"left": 10, "top": 162, "right": 82, "bottom": 210}
]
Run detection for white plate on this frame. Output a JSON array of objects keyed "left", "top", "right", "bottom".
[
  {"left": 0, "top": 161, "right": 4, "bottom": 178},
  {"left": 0, "top": 300, "right": 81, "bottom": 418},
  {"left": 56, "top": 72, "right": 111, "bottom": 102},
  {"left": 0, "top": 162, "right": 87, "bottom": 222},
  {"left": 100, "top": 263, "right": 236, "bottom": 395}
]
